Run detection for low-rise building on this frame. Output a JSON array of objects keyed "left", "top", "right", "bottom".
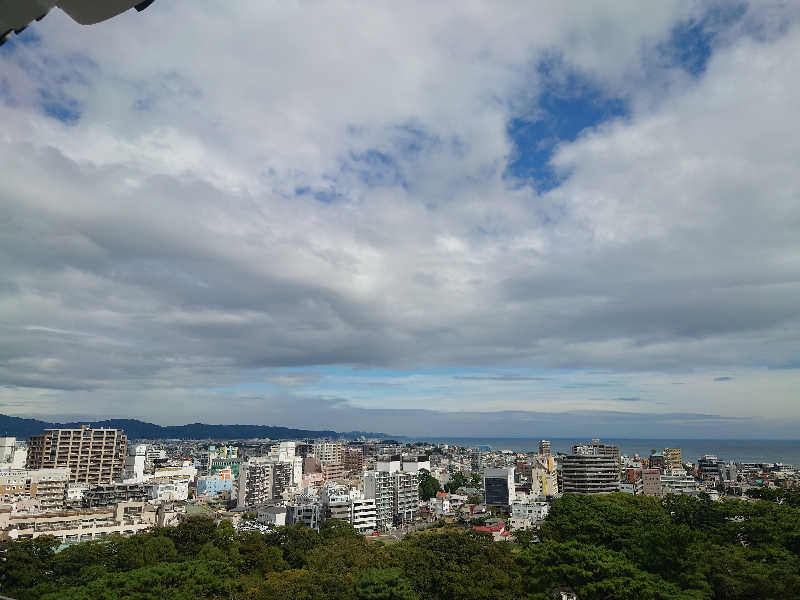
[
  {"left": 642, "top": 469, "right": 663, "bottom": 497},
  {"left": 661, "top": 470, "right": 699, "bottom": 496},
  {"left": 0, "top": 468, "right": 70, "bottom": 510},
  {"left": 256, "top": 505, "right": 287, "bottom": 528},
  {"left": 197, "top": 474, "right": 233, "bottom": 498},
  {"left": 83, "top": 482, "right": 149, "bottom": 508},
  {"left": 510, "top": 501, "right": 549, "bottom": 530},
  {"left": 148, "top": 477, "right": 190, "bottom": 502},
  {"left": 287, "top": 494, "right": 322, "bottom": 530},
  {"left": 0, "top": 501, "right": 151, "bottom": 544}
]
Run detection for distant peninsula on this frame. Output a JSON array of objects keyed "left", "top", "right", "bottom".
[{"left": 0, "top": 413, "right": 384, "bottom": 441}]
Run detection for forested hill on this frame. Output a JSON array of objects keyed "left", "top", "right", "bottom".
[
  {"left": 0, "top": 413, "right": 383, "bottom": 440},
  {"left": 2, "top": 493, "right": 799, "bottom": 599}
]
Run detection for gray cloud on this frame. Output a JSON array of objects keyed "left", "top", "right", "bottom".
[{"left": 713, "top": 376, "right": 734, "bottom": 382}]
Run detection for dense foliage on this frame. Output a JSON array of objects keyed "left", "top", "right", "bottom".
[
  {"left": 746, "top": 486, "right": 800, "bottom": 507},
  {"left": 418, "top": 468, "right": 442, "bottom": 500},
  {"left": 2, "top": 493, "right": 799, "bottom": 599}
]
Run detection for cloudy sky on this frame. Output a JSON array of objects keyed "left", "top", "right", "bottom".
[{"left": 1, "top": 1, "right": 799, "bottom": 438}]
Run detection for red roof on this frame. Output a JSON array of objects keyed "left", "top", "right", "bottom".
[{"left": 473, "top": 522, "right": 506, "bottom": 533}]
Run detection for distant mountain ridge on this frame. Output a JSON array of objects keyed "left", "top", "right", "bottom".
[{"left": 0, "top": 414, "right": 383, "bottom": 441}]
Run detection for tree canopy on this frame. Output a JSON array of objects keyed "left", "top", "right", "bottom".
[{"left": 2, "top": 493, "right": 799, "bottom": 600}]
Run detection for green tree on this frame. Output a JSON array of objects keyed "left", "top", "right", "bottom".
[
  {"left": 513, "top": 527, "right": 537, "bottom": 548},
  {"left": 306, "top": 536, "right": 373, "bottom": 579},
  {"left": 320, "top": 518, "right": 362, "bottom": 541},
  {"left": 379, "top": 529, "right": 517, "bottom": 600},
  {"left": 247, "top": 568, "right": 355, "bottom": 600},
  {"left": 40, "top": 559, "right": 240, "bottom": 600},
  {"left": 266, "top": 524, "right": 322, "bottom": 568},
  {"left": 52, "top": 540, "right": 111, "bottom": 585},
  {"left": 470, "top": 472, "right": 482, "bottom": 489},
  {"left": 444, "top": 471, "right": 468, "bottom": 493},
  {"left": 107, "top": 534, "right": 178, "bottom": 572},
  {"left": 517, "top": 540, "right": 703, "bottom": 600},
  {"left": 417, "top": 469, "right": 441, "bottom": 501},
  {"left": 162, "top": 516, "right": 217, "bottom": 558},
  {"left": 0, "top": 536, "right": 59, "bottom": 594},
  {"left": 355, "top": 567, "right": 418, "bottom": 600},
  {"left": 238, "top": 531, "right": 289, "bottom": 575}
]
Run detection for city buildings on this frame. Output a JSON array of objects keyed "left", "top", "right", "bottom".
[
  {"left": 642, "top": 469, "right": 663, "bottom": 497},
  {"left": 572, "top": 440, "right": 621, "bottom": 464},
  {"left": 649, "top": 451, "right": 665, "bottom": 471},
  {"left": 148, "top": 477, "right": 190, "bottom": 502},
  {"left": 0, "top": 437, "right": 26, "bottom": 469},
  {"left": 363, "top": 470, "right": 393, "bottom": 531},
  {"left": 83, "top": 482, "right": 149, "bottom": 508},
  {"left": 664, "top": 448, "right": 683, "bottom": 471},
  {"left": 344, "top": 447, "right": 364, "bottom": 472},
  {"left": 321, "top": 483, "right": 377, "bottom": 533},
  {"left": 363, "top": 462, "right": 419, "bottom": 531},
  {"left": 26, "top": 425, "right": 127, "bottom": 485},
  {"left": 510, "top": 501, "right": 549, "bottom": 530},
  {"left": 287, "top": 493, "right": 322, "bottom": 529},
  {"left": 237, "top": 458, "right": 292, "bottom": 507},
  {"left": 0, "top": 468, "right": 69, "bottom": 510},
  {"left": 561, "top": 454, "right": 620, "bottom": 495},
  {"left": 698, "top": 455, "right": 721, "bottom": 479},
  {"left": 256, "top": 505, "right": 287, "bottom": 527},
  {"left": 660, "top": 470, "right": 699, "bottom": 496},
  {"left": 196, "top": 474, "right": 233, "bottom": 498},
  {"left": 484, "top": 467, "right": 515, "bottom": 506},
  {"left": 122, "top": 444, "right": 147, "bottom": 482},
  {"left": 312, "top": 440, "right": 344, "bottom": 464},
  {"left": 0, "top": 501, "right": 154, "bottom": 544}
]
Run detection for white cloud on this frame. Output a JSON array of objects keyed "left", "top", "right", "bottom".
[{"left": 0, "top": 1, "right": 799, "bottom": 427}]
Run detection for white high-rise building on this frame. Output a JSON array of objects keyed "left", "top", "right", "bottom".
[
  {"left": 363, "top": 469, "right": 419, "bottom": 531},
  {"left": 0, "top": 437, "right": 16, "bottom": 463},
  {"left": 363, "top": 470, "right": 393, "bottom": 531},
  {"left": 321, "top": 483, "right": 377, "bottom": 533},
  {"left": 376, "top": 454, "right": 401, "bottom": 474},
  {"left": 123, "top": 444, "right": 147, "bottom": 482},
  {"left": 269, "top": 441, "right": 296, "bottom": 462}
]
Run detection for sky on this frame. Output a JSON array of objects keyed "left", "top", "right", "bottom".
[{"left": 1, "top": 1, "right": 799, "bottom": 438}]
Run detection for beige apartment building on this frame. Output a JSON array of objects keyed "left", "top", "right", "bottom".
[{"left": 26, "top": 426, "right": 127, "bottom": 485}]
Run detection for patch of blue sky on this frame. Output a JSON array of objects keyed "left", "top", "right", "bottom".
[
  {"left": 294, "top": 185, "right": 344, "bottom": 204},
  {"left": 506, "top": 62, "right": 627, "bottom": 193},
  {"left": 657, "top": 4, "right": 747, "bottom": 76},
  {"left": 346, "top": 148, "right": 407, "bottom": 189},
  {"left": 38, "top": 88, "right": 80, "bottom": 123}
]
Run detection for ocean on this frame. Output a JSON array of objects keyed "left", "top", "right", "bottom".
[{"left": 413, "top": 437, "right": 800, "bottom": 465}]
